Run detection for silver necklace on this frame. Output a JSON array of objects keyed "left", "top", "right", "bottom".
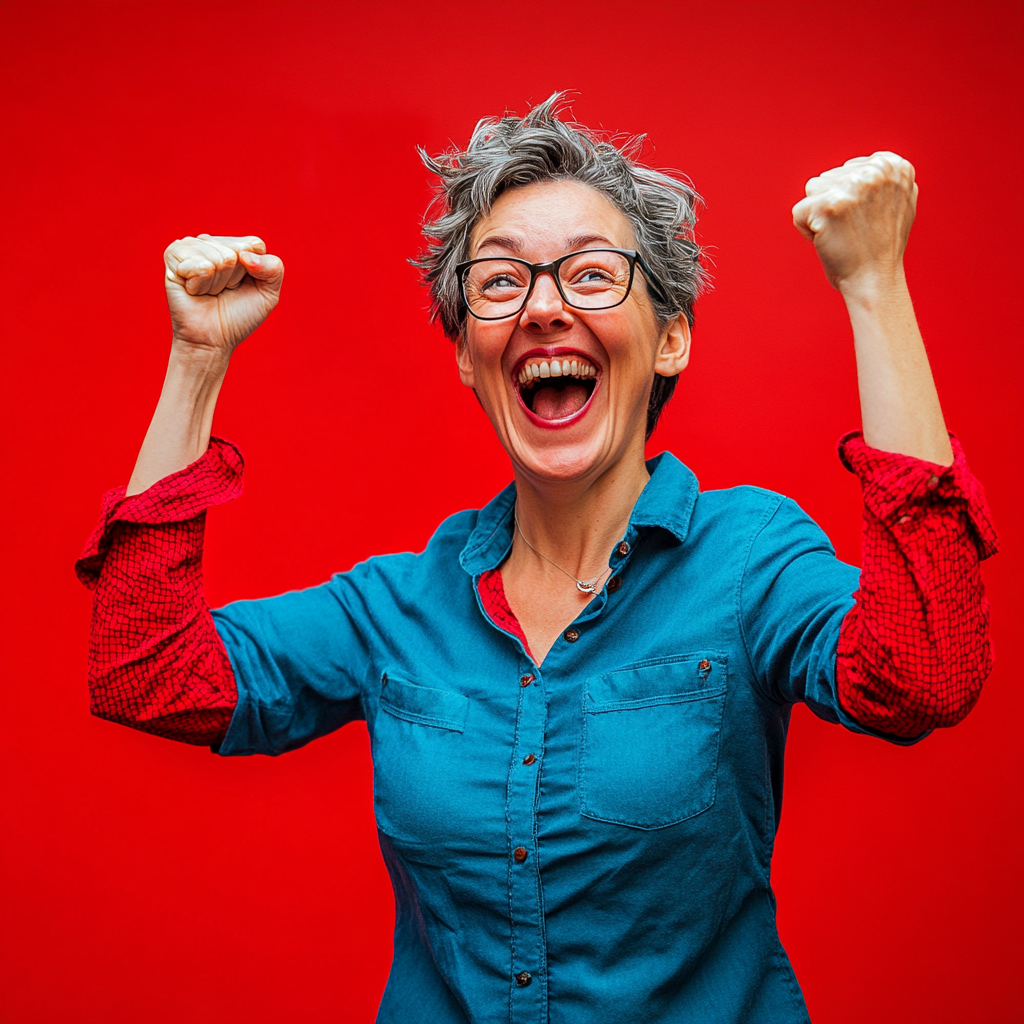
[{"left": 514, "top": 511, "right": 612, "bottom": 594}]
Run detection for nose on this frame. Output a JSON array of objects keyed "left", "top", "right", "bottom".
[{"left": 519, "top": 271, "right": 575, "bottom": 333}]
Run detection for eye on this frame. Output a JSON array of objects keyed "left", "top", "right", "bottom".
[
  {"left": 566, "top": 264, "right": 618, "bottom": 290},
  {"left": 481, "top": 273, "right": 524, "bottom": 293}
]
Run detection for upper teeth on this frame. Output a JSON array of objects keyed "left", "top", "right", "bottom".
[{"left": 517, "top": 357, "right": 597, "bottom": 387}]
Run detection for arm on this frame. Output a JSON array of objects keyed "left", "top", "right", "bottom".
[
  {"left": 78, "top": 234, "right": 284, "bottom": 743},
  {"left": 792, "top": 152, "right": 952, "bottom": 466},
  {"left": 793, "top": 154, "right": 996, "bottom": 734}
]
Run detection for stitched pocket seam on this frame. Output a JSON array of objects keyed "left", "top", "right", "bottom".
[
  {"left": 380, "top": 697, "right": 465, "bottom": 733},
  {"left": 586, "top": 683, "right": 726, "bottom": 714}
]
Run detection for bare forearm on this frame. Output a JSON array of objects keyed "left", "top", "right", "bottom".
[
  {"left": 842, "top": 269, "right": 953, "bottom": 466},
  {"left": 126, "top": 347, "right": 230, "bottom": 495},
  {"left": 792, "top": 152, "right": 952, "bottom": 466},
  {"left": 125, "top": 234, "right": 282, "bottom": 496}
]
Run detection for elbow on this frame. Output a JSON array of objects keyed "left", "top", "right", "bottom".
[
  {"left": 87, "top": 657, "right": 235, "bottom": 747},
  {"left": 925, "top": 684, "right": 982, "bottom": 729},
  {"left": 88, "top": 686, "right": 146, "bottom": 732},
  {"left": 87, "top": 661, "right": 158, "bottom": 733},
  {"left": 838, "top": 643, "right": 993, "bottom": 737},
  {"left": 907, "top": 648, "right": 992, "bottom": 730}
]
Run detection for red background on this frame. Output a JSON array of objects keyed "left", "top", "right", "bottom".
[{"left": 1, "top": 2, "right": 1020, "bottom": 1021}]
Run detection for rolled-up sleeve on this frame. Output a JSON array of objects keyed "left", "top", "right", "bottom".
[
  {"left": 834, "top": 433, "right": 998, "bottom": 738},
  {"left": 75, "top": 438, "right": 244, "bottom": 747}
]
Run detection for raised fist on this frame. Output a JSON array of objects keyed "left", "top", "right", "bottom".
[
  {"left": 163, "top": 234, "right": 284, "bottom": 356},
  {"left": 792, "top": 152, "right": 917, "bottom": 293}
]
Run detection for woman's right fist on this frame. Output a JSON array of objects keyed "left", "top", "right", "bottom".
[{"left": 164, "top": 234, "right": 284, "bottom": 356}]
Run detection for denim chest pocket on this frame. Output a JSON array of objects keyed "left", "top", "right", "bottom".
[
  {"left": 373, "top": 675, "right": 470, "bottom": 844},
  {"left": 579, "top": 654, "right": 728, "bottom": 830}
]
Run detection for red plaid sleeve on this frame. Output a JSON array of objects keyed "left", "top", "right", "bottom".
[
  {"left": 75, "top": 439, "right": 243, "bottom": 746},
  {"left": 836, "top": 433, "right": 998, "bottom": 738}
]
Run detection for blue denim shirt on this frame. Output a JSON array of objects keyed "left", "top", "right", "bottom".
[{"left": 212, "top": 452, "right": 908, "bottom": 1024}]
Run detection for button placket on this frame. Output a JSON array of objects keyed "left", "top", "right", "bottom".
[
  {"left": 506, "top": 665, "right": 548, "bottom": 1022},
  {"left": 612, "top": 527, "right": 638, "bottom": 565},
  {"left": 603, "top": 527, "right": 637, "bottom": 593}
]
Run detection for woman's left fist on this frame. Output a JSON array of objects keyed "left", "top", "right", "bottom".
[{"left": 793, "top": 152, "right": 917, "bottom": 294}]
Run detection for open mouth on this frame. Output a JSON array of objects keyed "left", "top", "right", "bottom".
[{"left": 514, "top": 352, "right": 600, "bottom": 424}]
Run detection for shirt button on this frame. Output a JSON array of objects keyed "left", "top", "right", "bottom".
[
  {"left": 513, "top": 847, "right": 528, "bottom": 863},
  {"left": 617, "top": 541, "right": 630, "bottom": 556},
  {"left": 563, "top": 628, "right": 580, "bottom": 643},
  {"left": 606, "top": 576, "right": 621, "bottom": 593},
  {"left": 515, "top": 971, "right": 532, "bottom": 987},
  {"left": 522, "top": 753, "right": 537, "bottom": 765},
  {"left": 926, "top": 474, "right": 940, "bottom": 490},
  {"left": 520, "top": 674, "right": 534, "bottom": 687}
]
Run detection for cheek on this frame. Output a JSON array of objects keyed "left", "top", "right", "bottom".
[
  {"left": 607, "top": 329, "right": 660, "bottom": 387},
  {"left": 466, "top": 329, "right": 512, "bottom": 387}
]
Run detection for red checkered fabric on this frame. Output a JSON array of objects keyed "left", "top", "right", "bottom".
[
  {"left": 835, "top": 433, "right": 998, "bottom": 737},
  {"left": 478, "top": 568, "right": 535, "bottom": 662},
  {"left": 76, "top": 438, "right": 243, "bottom": 746},
  {"left": 76, "top": 434, "right": 997, "bottom": 746}
]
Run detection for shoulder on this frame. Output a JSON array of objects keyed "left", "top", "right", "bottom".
[
  {"left": 695, "top": 483, "right": 787, "bottom": 517},
  {"left": 334, "top": 507, "right": 481, "bottom": 589},
  {"left": 691, "top": 484, "right": 798, "bottom": 538},
  {"left": 691, "top": 485, "right": 837, "bottom": 566}
]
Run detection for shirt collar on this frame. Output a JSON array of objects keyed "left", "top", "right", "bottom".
[{"left": 459, "top": 451, "right": 699, "bottom": 576}]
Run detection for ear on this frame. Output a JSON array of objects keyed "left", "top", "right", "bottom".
[
  {"left": 455, "top": 333, "right": 476, "bottom": 389},
  {"left": 653, "top": 313, "right": 691, "bottom": 377}
]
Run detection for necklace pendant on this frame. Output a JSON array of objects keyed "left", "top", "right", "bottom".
[{"left": 576, "top": 580, "right": 597, "bottom": 594}]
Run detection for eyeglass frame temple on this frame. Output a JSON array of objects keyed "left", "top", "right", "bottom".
[{"left": 455, "top": 248, "right": 672, "bottom": 320}]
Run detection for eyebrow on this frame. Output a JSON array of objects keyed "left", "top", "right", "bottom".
[
  {"left": 475, "top": 235, "right": 523, "bottom": 254},
  {"left": 564, "top": 233, "right": 617, "bottom": 251},
  {"left": 474, "top": 232, "right": 620, "bottom": 257}
]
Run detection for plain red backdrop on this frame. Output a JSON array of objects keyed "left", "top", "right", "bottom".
[{"left": 1, "top": 2, "right": 1020, "bottom": 1022}]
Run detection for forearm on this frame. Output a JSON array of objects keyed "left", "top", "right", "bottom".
[
  {"left": 127, "top": 347, "right": 230, "bottom": 496},
  {"left": 842, "top": 268, "right": 953, "bottom": 467}
]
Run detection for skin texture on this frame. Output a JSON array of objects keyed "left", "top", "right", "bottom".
[
  {"left": 126, "top": 234, "right": 283, "bottom": 496},
  {"left": 792, "top": 152, "right": 952, "bottom": 466},
  {"left": 127, "top": 151, "right": 951, "bottom": 664}
]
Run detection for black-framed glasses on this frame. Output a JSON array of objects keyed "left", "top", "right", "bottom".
[{"left": 456, "top": 248, "right": 669, "bottom": 321}]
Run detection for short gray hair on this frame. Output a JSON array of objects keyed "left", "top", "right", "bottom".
[{"left": 413, "top": 93, "right": 709, "bottom": 437}]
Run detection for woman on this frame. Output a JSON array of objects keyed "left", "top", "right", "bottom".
[{"left": 77, "top": 97, "right": 996, "bottom": 1023}]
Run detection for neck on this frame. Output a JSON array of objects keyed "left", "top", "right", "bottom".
[{"left": 511, "top": 444, "right": 651, "bottom": 583}]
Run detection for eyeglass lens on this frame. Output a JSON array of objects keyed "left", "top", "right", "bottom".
[{"left": 463, "top": 251, "right": 633, "bottom": 318}]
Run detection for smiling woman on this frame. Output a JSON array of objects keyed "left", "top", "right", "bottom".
[
  {"left": 75, "top": 94, "right": 998, "bottom": 1023},
  {"left": 417, "top": 99, "right": 707, "bottom": 448}
]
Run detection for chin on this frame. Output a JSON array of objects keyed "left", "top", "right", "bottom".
[{"left": 507, "top": 432, "right": 614, "bottom": 483}]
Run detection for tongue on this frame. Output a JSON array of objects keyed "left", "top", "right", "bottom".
[{"left": 532, "top": 383, "right": 589, "bottom": 421}]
